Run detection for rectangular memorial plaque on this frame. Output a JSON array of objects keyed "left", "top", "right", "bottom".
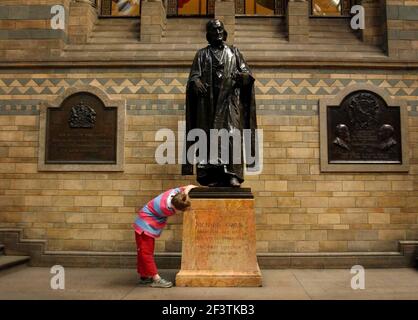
[
  {"left": 327, "top": 91, "right": 402, "bottom": 164},
  {"left": 45, "top": 92, "right": 117, "bottom": 164},
  {"left": 320, "top": 86, "right": 409, "bottom": 172}
]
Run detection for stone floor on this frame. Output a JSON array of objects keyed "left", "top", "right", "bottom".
[{"left": 0, "top": 266, "right": 417, "bottom": 300}]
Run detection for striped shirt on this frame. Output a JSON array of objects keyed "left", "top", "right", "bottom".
[{"left": 133, "top": 187, "right": 184, "bottom": 238}]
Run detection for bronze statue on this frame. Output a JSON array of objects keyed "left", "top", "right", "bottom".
[{"left": 182, "top": 19, "right": 257, "bottom": 188}]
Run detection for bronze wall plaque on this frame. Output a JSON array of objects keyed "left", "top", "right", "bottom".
[
  {"left": 45, "top": 92, "right": 117, "bottom": 164},
  {"left": 327, "top": 90, "right": 402, "bottom": 164}
]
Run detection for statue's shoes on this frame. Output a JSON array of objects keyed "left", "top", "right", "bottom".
[{"left": 208, "top": 182, "right": 222, "bottom": 187}]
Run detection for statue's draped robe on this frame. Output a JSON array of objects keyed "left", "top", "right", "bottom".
[{"left": 182, "top": 44, "right": 257, "bottom": 186}]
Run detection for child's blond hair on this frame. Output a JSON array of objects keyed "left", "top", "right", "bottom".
[{"left": 172, "top": 192, "right": 191, "bottom": 211}]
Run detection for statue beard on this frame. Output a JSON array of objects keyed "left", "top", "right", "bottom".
[{"left": 209, "top": 36, "right": 224, "bottom": 48}]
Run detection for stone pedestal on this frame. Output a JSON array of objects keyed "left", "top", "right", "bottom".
[{"left": 175, "top": 188, "right": 262, "bottom": 287}]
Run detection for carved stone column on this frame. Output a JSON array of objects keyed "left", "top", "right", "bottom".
[
  {"left": 140, "top": 0, "right": 167, "bottom": 43},
  {"left": 286, "top": 0, "right": 309, "bottom": 43},
  {"left": 215, "top": 0, "right": 235, "bottom": 44}
]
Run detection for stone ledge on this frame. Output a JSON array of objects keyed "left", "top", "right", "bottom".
[
  {"left": 0, "top": 255, "right": 30, "bottom": 271},
  {"left": 0, "top": 56, "right": 417, "bottom": 69},
  {"left": 1, "top": 229, "right": 416, "bottom": 269},
  {"left": 189, "top": 187, "right": 254, "bottom": 199},
  {"left": 176, "top": 269, "right": 262, "bottom": 287}
]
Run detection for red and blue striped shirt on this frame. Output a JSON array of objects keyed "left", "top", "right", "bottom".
[{"left": 133, "top": 187, "right": 184, "bottom": 238}]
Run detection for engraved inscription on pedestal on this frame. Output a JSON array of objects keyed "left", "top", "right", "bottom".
[
  {"left": 38, "top": 86, "right": 125, "bottom": 172},
  {"left": 46, "top": 93, "right": 117, "bottom": 164},
  {"left": 320, "top": 84, "right": 409, "bottom": 172},
  {"left": 193, "top": 218, "right": 251, "bottom": 271}
]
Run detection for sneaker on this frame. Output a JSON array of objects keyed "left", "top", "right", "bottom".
[
  {"left": 150, "top": 278, "right": 173, "bottom": 288},
  {"left": 138, "top": 277, "right": 153, "bottom": 285}
]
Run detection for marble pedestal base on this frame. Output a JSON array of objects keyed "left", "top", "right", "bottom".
[{"left": 175, "top": 188, "right": 262, "bottom": 287}]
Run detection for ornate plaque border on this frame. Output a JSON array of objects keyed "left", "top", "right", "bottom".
[
  {"left": 38, "top": 86, "right": 126, "bottom": 172},
  {"left": 319, "top": 84, "right": 409, "bottom": 172}
]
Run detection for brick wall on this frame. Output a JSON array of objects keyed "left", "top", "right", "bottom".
[
  {"left": 140, "top": 0, "right": 166, "bottom": 43},
  {"left": 386, "top": 0, "right": 418, "bottom": 59},
  {"left": 361, "top": 0, "right": 385, "bottom": 46},
  {"left": 0, "top": 68, "right": 417, "bottom": 254},
  {"left": 68, "top": 1, "right": 97, "bottom": 44},
  {"left": 287, "top": 0, "right": 309, "bottom": 43},
  {"left": 1, "top": 1, "right": 418, "bottom": 62},
  {"left": 0, "top": 0, "right": 71, "bottom": 59}
]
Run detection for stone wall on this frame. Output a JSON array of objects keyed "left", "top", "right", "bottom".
[
  {"left": 215, "top": 0, "right": 235, "bottom": 44},
  {"left": 287, "top": 0, "right": 309, "bottom": 43},
  {"left": 0, "top": 0, "right": 71, "bottom": 59},
  {"left": 68, "top": 0, "right": 97, "bottom": 44},
  {"left": 0, "top": 0, "right": 417, "bottom": 266},
  {"left": 386, "top": 0, "right": 418, "bottom": 59},
  {"left": 140, "top": 0, "right": 166, "bottom": 43},
  {"left": 361, "top": 0, "right": 385, "bottom": 46},
  {"left": 0, "top": 67, "right": 417, "bottom": 255}
]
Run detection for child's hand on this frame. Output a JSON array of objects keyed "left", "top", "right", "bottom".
[{"left": 184, "top": 185, "right": 198, "bottom": 195}]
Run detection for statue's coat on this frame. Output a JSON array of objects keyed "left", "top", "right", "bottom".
[{"left": 182, "top": 44, "right": 257, "bottom": 185}]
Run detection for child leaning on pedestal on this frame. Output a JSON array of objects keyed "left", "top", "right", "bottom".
[{"left": 133, "top": 184, "right": 197, "bottom": 288}]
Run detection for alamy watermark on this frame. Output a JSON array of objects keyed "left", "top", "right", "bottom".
[
  {"left": 155, "top": 121, "right": 264, "bottom": 175},
  {"left": 350, "top": 5, "right": 365, "bottom": 30},
  {"left": 350, "top": 265, "right": 365, "bottom": 290},
  {"left": 50, "top": 265, "right": 65, "bottom": 290},
  {"left": 50, "top": 5, "right": 65, "bottom": 30}
]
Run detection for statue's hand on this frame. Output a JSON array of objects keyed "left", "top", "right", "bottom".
[
  {"left": 233, "top": 72, "right": 252, "bottom": 87},
  {"left": 193, "top": 79, "right": 208, "bottom": 96}
]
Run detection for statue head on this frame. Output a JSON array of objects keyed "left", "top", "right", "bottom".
[
  {"left": 335, "top": 124, "right": 350, "bottom": 141},
  {"left": 378, "top": 124, "right": 394, "bottom": 141},
  {"left": 206, "top": 19, "right": 227, "bottom": 45}
]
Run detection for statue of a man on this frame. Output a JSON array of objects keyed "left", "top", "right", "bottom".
[{"left": 182, "top": 19, "right": 257, "bottom": 188}]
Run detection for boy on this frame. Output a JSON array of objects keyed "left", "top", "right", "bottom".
[{"left": 133, "top": 185, "right": 197, "bottom": 288}]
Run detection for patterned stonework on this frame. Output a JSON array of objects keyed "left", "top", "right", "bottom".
[{"left": 0, "top": 70, "right": 417, "bottom": 116}]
